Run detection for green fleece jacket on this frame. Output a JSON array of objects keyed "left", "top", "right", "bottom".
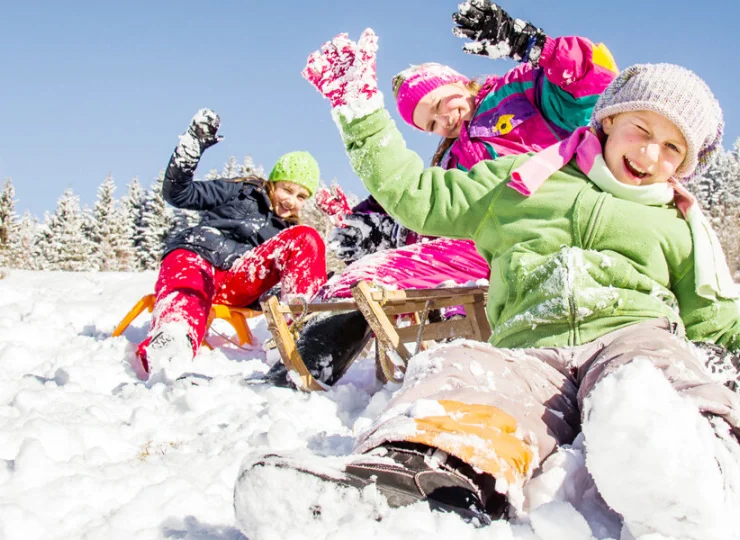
[{"left": 340, "top": 109, "right": 740, "bottom": 350}]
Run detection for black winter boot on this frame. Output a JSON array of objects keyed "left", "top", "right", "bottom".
[
  {"left": 340, "top": 442, "right": 504, "bottom": 523},
  {"left": 265, "top": 310, "right": 372, "bottom": 388},
  {"left": 236, "top": 442, "right": 505, "bottom": 527}
]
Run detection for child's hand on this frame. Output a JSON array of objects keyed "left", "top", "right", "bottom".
[
  {"left": 315, "top": 186, "right": 352, "bottom": 226},
  {"left": 187, "top": 108, "right": 223, "bottom": 150},
  {"left": 327, "top": 212, "right": 407, "bottom": 261},
  {"left": 302, "top": 29, "right": 383, "bottom": 121},
  {"left": 452, "top": 0, "right": 547, "bottom": 66}
]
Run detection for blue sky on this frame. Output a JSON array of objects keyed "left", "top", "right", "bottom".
[{"left": 2, "top": 0, "right": 738, "bottom": 217}]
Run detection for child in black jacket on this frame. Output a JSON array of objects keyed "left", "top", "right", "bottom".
[{"left": 137, "top": 109, "right": 326, "bottom": 380}]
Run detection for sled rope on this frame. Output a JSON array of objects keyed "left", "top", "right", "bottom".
[
  {"left": 414, "top": 299, "right": 433, "bottom": 354},
  {"left": 378, "top": 287, "right": 389, "bottom": 307},
  {"left": 288, "top": 297, "right": 310, "bottom": 339},
  {"left": 209, "top": 328, "right": 256, "bottom": 352}
]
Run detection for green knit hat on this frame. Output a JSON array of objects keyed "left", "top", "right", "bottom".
[{"left": 267, "top": 151, "right": 320, "bottom": 196}]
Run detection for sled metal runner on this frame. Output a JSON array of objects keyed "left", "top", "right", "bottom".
[{"left": 262, "top": 280, "right": 490, "bottom": 392}]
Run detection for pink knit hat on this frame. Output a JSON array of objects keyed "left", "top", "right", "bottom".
[{"left": 392, "top": 63, "right": 469, "bottom": 129}]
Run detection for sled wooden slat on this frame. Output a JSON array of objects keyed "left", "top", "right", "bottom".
[
  {"left": 262, "top": 296, "right": 326, "bottom": 392},
  {"left": 395, "top": 318, "right": 474, "bottom": 343},
  {"left": 464, "top": 293, "right": 491, "bottom": 342},
  {"left": 367, "top": 285, "right": 487, "bottom": 301},
  {"left": 272, "top": 301, "right": 358, "bottom": 314},
  {"left": 352, "top": 280, "right": 413, "bottom": 365},
  {"left": 374, "top": 294, "right": 485, "bottom": 316}
]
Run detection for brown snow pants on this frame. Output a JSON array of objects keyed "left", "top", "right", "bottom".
[{"left": 355, "top": 319, "right": 740, "bottom": 487}]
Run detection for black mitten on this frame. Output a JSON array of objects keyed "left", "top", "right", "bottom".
[
  {"left": 328, "top": 213, "right": 408, "bottom": 262},
  {"left": 452, "top": 0, "right": 547, "bottom": 66},
  {"left": 173, "top": 108, "right": 223, "bottom": 173},
  {"left": 186, "top": 108, "right": 222, "bottom": 151}
]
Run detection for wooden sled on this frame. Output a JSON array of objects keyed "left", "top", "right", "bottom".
[{"left": 261, "top": 280, "right": 490, "bottom": 392}]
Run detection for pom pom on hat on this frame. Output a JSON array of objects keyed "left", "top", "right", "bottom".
[
  {"left": 591, "top": 63, "right": 724, "bottom": 179},
  {"left": 392, "top": 63, "right": 469, "bottom": 129}
]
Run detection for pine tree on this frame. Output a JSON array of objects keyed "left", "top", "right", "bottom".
[
  {"left": 35, "top": 189, "right": 95, "bottom": 271},
  {"left": 138, "top": 171, "right": 174, "bottom": 270},
  {"left": 203, "top": 155, "right": 265, "bottom": 180},
  {"left": 81, "top": 205, "right": 99, "bottom": 270},
  {"left": 222, "top": 156, "right": 239, "bottom": 178},
  {"left": 121, "top": 177, "right": 147, "bottom": 270},
  {"left": 32, "top": 211, "right": 52, "bottom": 271},
  {"left": 686, "top": 152, "right": 740, "bottom": 217},
  {"left": 88, "top": 174, "right": 138, "bottom": 272},
  {"left": 90, "top": 175, "right": 119, "bottom": 270},
  {"left": 0, "top": 177, "right": 20, "bottom": 267},
  {"left": 9, "top": 212, "right": 40, "bottom": 270},
  {"left": 111, "top": 204, "right": 137, "bottom": 272}
]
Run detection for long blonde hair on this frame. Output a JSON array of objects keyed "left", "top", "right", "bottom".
[{"left": 430, "top": 79, "right": 483, "bottom": 166}]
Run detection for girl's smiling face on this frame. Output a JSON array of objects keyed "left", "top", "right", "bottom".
[
  {"left": 411, "top": 82, "right": 476, "bottom": 138},
  {"left": 270, "top": 181, "right": 310, "bottom": 219},
  {"left": 602, "top": 110, "right": 688, "bottom": 186}
]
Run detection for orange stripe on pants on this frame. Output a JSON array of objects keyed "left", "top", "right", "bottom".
[{"left": 408, "top": 399, "right": 534, "bottom": 486}]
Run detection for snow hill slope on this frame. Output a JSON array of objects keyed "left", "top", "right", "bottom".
[{"left": 1, "top": 270, "right": 735, "bottom": 540}]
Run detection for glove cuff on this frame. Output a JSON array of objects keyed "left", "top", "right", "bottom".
[
  {"left": 331, "top": 91, "right": 385, "bottom": 125},
  {"left": 523, "top": 32, "right": 548, "bottom": 67},
  {"left": 173, "top": 132, "right": 203, "bottom": 173}
]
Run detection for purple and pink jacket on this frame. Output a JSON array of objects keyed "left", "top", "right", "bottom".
[{"left": 442, "top": 36, "right": 619, "bottom": 171}]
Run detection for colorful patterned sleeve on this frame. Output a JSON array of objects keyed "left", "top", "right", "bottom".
[{"left": 537, "top": 36, "right": 619, "bottom": 133}]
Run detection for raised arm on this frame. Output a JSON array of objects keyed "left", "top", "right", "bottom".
[
  {"left": 302, "top": 30, "right": 515, "bottom": 239},
  {"left": 453, "top": 1, "right": 618, "bottom": 132},
  {"left": 162, "top": 109, "right": 239, "bottom": 210}
]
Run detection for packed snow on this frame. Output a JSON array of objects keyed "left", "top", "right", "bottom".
[{"left": 0, "top": 270, "right": 737, "bottom": 539}]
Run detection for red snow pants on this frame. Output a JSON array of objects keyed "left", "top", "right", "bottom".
[{"left": 143, "top": 225, "right": 326, "bottom": 357}]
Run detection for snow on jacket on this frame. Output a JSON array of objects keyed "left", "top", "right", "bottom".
[
  {"left": 338, "top": 109, "right": 740, "bottom": 351},
  {"left": 443, "top": 36, "right": 618, "bottom": 171},
  {"left": 162, "top": 153, "right": 290, "bottom": 270}
]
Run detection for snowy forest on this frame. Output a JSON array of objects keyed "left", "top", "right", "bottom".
[
  {"left": 0, "top": 155, "right": 352, "bottom": 274},
  {"left": 1, "top": 141, "right": 739, "bottom": 275}
]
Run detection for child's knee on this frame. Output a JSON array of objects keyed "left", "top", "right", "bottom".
[{"left": 292, "top": 225, "right": 325, "bottom": 252}]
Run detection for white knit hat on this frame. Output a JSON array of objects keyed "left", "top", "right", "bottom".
[{"left": 591, "top": 63, "right": 724, "bottom": 179}]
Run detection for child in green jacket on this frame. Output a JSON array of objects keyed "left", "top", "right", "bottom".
[{"left": 234, "top": 30, "right": 740, "bottom": 539}]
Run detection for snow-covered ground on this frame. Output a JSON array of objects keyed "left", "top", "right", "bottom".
[{"left": 0, "top": 270, "right": 736, "bottom": 540}]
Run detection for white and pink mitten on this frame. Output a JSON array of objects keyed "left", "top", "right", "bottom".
[
  {"left": 302, "top": 29, "right": 383, "bottom": 122},
  {"left": 314, "top": 185, "right": 352, "bottom": 226}
]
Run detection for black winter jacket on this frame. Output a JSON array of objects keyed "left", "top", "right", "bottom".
[{"left": 161, "top": 154, "right": 290, "bottom": 270}]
